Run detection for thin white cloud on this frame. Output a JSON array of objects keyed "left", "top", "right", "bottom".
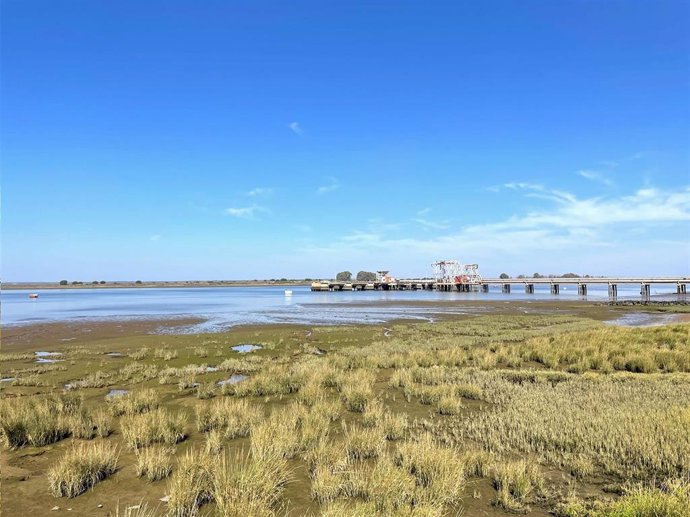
[
  {"left": 224, "top": 205, "right": 267, "bottom": 219},
  {"left": 247, "top": 187, "right": 273, "bottom": 197},
  {"left": 317, "top": 177, "right": 340, "bottom": 195},
  {"left": 289, "top": 122, "right": 303, "bottom": 135},
  {"left": 295, "top": 183, "right": 690, "bottom": 274},
  {"left": 413, "top": 218, "right": 451, "bottom": 230},
  {"left": 577, "top": 169, "right": 613, "bottom": 186}
]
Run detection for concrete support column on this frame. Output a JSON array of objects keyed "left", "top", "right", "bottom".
[
  {"left": 502, "top": 284, "right": 511, "bottom": 294},
  {"left": 481, "top": 284, "right": 489, "bottom": 293},
  {"left": 641, "top": 283, "right": 651, "bottom": 301},
  {"left": 525, "top": 284, "right": 535, "bottom": 294},
  {"left": 578, "top": 283, "right": 587, "bottom": 296},
  {"left": 677, "top": 283, "right": 687, "bottom": 295},
  {"left": 608, "top": 283, "right": 618, "bottom": 300},
  {"left": 550, "top": 284, "right": 559, "bottom": 295}
]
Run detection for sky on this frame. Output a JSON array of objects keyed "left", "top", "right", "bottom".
[{"left": 2, "top": 0, "right": 689, "bottom": 281}]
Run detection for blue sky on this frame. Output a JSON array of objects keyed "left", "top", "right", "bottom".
[{"left": 2, "top": 1, "right": 689, "bottom": 281}]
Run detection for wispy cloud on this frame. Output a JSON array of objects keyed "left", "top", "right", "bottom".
[
  {"left": 317, "top": 177, "right": 340, "bottom": 195},
  {"left": 295, "top": 183, "right": 690, "bottom": 275},
  {"left": 224, "top": 205, "right": 267, "bottom": 219},
  {"left": 577, "top": 169, "right": 613, "bottom": 186},
  {"left": 412, "top": 208, "right": 451, "bottom": 230},
  {"left": 247, "top": 187, "right": 273, "bottom": 197},
  {"left": 288, "top": 122, "right": 302, "bottom": 135}
]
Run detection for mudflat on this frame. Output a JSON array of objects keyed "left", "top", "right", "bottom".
[{"left": 1, "top": 304, "right": 689, "bottom": 516}]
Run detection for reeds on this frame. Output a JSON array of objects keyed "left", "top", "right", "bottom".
[{"left": 48, "top": 442, "right": 119, "bottom": 497}]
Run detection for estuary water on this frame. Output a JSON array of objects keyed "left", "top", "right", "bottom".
[{"left": 1, "top": 284, "right": 682, "bottom": 331}]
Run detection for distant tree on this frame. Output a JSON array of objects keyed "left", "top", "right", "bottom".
[
  {"left": 59, "top": 280, "right": 68, "bottom": 285},
  {"left": 499, "top": 273, "right": 510, "bottom": 279},
  {"left": 336, "top": 271, "right": 352, "bottom": 281},
  {"left": 92, "top": 281, "right": 98, "bottom": 284},
  {"left": 135, "top": 280, "right": 143, "bottom": 284},
  {"left": 100, "top": 280, "right": 106, "bottom": 284},
  {"left": 71, "top": 281, "right": 79, "bottom": 285},
  {"left": 356, "top": 271, "right": 377, "bottom": 282},
  {"left": 280, "top": 278, "right": 288, "bottom": 282},
  {"left": 304, "top": 278, "right": 312, "bottom": 282},
  {"left": 533, "top": 273, "right": 543, "bottom": 278},
  {"left": 562, "top": 272, "right": 580, "bottom": 278},
  {"left": 517, "top": 274, "right": 526, "bottom": 279}
]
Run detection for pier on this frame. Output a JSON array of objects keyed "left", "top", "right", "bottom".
[{"left": 311, "top": 276, "right": 689, "bottom": 301}]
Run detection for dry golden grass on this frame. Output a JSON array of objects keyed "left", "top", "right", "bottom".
[
  {"left": 195, "top": 398, "right": 263, "bottom": 438},
  {"left": 135, "top": 444, "right": 174, "bottom": 481},
  {"left": 48, "top": 442, "right": 119, "bottom": 497},
  {"left": 121, "top": 409, "right": 186, "bottom": 449},
  {"left": 211, "top": 451, "right": 291, "bottom": 516},
  {"left": 167, "top": 449, "right": 214, "bottom": 517},
  {"left": 107, "top": 388, "right": 160, "bottom": 416}
]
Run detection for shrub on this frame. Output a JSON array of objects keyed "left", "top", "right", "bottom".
[{"left": 48, "top": 442, "right": 119, "bottom": 497}]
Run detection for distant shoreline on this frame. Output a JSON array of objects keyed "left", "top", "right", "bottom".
[{"left": 2, "top": 280, "right": 311, "bottom": 291}]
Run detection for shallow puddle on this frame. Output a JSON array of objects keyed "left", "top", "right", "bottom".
[
  {"left": 231, "top": 344, "right": 262, "bottom": 353},
  {"left": 604, "top": 313, "right": 681, "bottom": 327},
  {"left": 35, "top": 352, "right": 63, "bottom": 364},
  {"left": 105, "top": 389, "right": 129, "bottom": 398},
  {"left": 217, "top": 374, "right": 248, "bottom": 386}
]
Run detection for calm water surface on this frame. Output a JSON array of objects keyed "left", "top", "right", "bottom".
[{"left": 1, "top": 284, "right": 682, "bottom": 331}]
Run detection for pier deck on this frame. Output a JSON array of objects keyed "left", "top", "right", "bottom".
[{"left": 311, "top": 277, "right": 689, "bottom": 300}]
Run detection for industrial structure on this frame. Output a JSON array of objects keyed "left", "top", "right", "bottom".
[{"left": 310, "top": 260, "right": 688, "bottom": 301}]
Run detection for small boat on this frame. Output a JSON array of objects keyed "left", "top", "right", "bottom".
[
  {"left": 284, "top": 290, "right": 293, "bottom": 296},
  {"left": 28, "top": 293, "right": 39, "bottom": 299}
]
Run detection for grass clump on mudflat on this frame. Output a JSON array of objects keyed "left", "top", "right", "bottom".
[
  {"left": 0, "top": 394, "right": 80, "bottom": 448},
  {"left": 135, "top": 444, "right": 174, "bottom": 481},
  {"left": 167, "top": 449, "right": 214, "bottom": 517},
  {"left": 121, "top": 409, "right": 186, "bottom": 449},
  {"left": 48, "top": 442, "right": 119, "bottom": 497},
  {"left": 107, "top": 388, "right": 160, "bottom": 416},
  {"left": 195, "top": 398, "right": 263, "bottom": 438},
  {"left": 212, "top": 451, "right": 291, "bottom": 516}
]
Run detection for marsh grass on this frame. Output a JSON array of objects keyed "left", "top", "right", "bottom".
[
  {"left": 491, "top": 460, "right": 544, "bottom": 512},
  {"left": 0, "top": 394, "right": 80, "bottom": 448},
  {"left": 167, "top": 449, "right": 214, "bottom": 517},
  {"left": 195, "top": 398, "right": 263, "bottom": 438},
  {"left": 48, "top": 442, "right": 119, "bottom": 497},
  {"left": 108, "top": 388, "right": 160, "bottom": 416},
  {"left": 344, "top": 424, "right": 385, "bottom": 460},
  {"left": 395, "top": 434, "right": 465, "bottom": 506},
  {"left": 135, "top": 445, "right": 174, "bottom": 481},
  {"left": 211, "top": 451, "right": 291, "bottom": 516},
  {"left": 121, "top": 409, "right": 186, "bottom": 449}
]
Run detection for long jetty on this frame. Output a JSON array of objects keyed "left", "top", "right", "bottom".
[{"left": 311, "top": 277, "right": 689, "bottom": 300}]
